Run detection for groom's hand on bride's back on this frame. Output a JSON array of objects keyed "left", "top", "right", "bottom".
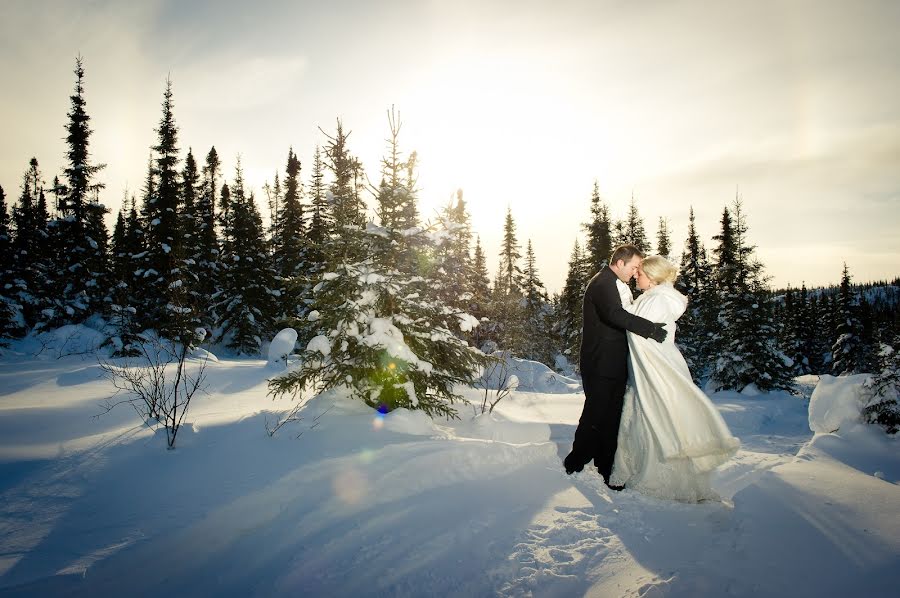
[{"left": 649, "top": 323, "right": 667, "bottom": 343}]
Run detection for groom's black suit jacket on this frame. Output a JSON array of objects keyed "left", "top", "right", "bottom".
[{"left": 579, "top": 266, "right": 658, "bottom": 378}]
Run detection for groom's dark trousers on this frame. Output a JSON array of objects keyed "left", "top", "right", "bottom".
[{"left": 567, "top": 267, "right": 659, "bottom": 481}]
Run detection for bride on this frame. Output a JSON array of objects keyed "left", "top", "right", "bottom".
[{"left": 610, "top": 256, "right": 740, "bottom": 502}]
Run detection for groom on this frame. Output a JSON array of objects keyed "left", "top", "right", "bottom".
[{"left": 564, "top": 244, "right": 667, "bottom": 488}]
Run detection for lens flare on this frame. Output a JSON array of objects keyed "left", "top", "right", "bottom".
[{"left": 332, "top": 467, "right": 368, "bottom": 506}]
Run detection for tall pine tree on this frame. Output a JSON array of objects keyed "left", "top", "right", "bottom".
[
  {"left": 272, "top": 114, "right": 485, "bottom": 418},
  {"left": 46, "top": 56, "right": 109, "bottom": 328},
  {"left": 832, "top": 263, "right": 865, "bottom": 375},
  {"left": 582, "top": 180, "right": 612, "bottom": 277},
  {"left": 676, "top": 207, "right": 713, "bottom": 382},
  {"left": 212, "top": 160, "right": 277, "bottom": 354},
  {"left": 709, "top": 198, "right": 793, "bottom": 392}
]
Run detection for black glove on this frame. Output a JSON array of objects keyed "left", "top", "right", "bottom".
[{"left": 648, "top": 322, "right": 668, "bottom": 343}]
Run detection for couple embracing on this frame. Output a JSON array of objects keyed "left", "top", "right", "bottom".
[{"left": 564, "top": 244, "right": 739, "bottom": 502}]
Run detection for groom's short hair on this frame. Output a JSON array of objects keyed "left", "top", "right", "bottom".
[{"left": 609, "top": 244, "right": 643, "bottom": 267}]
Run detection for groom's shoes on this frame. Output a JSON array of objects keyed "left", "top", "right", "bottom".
[
  {"left": 563, "top": 452, "right": 584, "bottom": 475},
  {"left": 600, "top": 471, "right": 624, "bottom": 491}
]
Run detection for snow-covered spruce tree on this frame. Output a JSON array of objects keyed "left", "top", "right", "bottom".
[
  {"left": 709, "top": 198, "right": 793, "bottom": 392},
  {"left": 557, "top": 239, "right": 588, "bottom": 369},
  {"left": 490, "top": 206, "right": 526, "bottom": 354},
  {"left": 831, "top": 263, "right": 865, "bottom": 376},
  {"left": 11, "top": 158, "right": 52, "bottom": 329},
  {"left": 212, "top": 160, "right": 277, "bottom": 354},
  {"left": 45, "top": 57, "right": 109, "bottom": 329},
  {"left": 622, "top": 194, "right": 650, "bottom": 253},
  {"left": 305, "top": 146, "right": 330, "bottom": 279},
  {"left": 656, "top": 216, "right": 671, "bottom": 259},
  {"left": 430, "top": 190, "right": 474, "bottom": 327},
  {"left": 271, "top": 115, "right": 485, "bottom": 418},
  {"left": 521, "top": 239, "right": 554, "bottom": 364},
  {"left": 676, "top": 207, "right": 713, "bottom": 383},
  {"left": 322, "top": 120, "right": 367, "bottom": 267},
  {"left": 469, "top": 235, "right": 492, "bottom": 350},
  {"left": 275, "top": 148, "right": 307, "bottom": 280},
  {"left": 582, "top": 180, "right": 612, "bottom": 278},
  {"left": 106, "top": 194, "right": 143, "bottom": 356},
  {"left": 264, "top": 171, "right": 282, "bottom": 254},
  {"left": 778, "top": 286, "right": 803, "bottom": 377},
  {"left": 193, "top": 147, "right": 221, "bottom": 334},
  {"left": 793, "top": 283, "right": 818, "bottom": 374},
  {"left": 133, "top": 79, "right": 200, "bottom": 345},
  {"left": 863, "top": 332, "right": 900, "bottom": 434},
  {"left": 270, "top": 148, "right": 308, "bottom": 324},
  {"left": 0, "top": 185, "right": 25, "bottom": 342}
]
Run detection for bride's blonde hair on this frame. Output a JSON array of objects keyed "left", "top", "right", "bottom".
[{"left": 641, "top": 255, "right": 678, "bottom": 284}]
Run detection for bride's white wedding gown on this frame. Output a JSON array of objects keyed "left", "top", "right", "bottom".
[{"left": 610, "top": 283, "right": 740, "bottom": 502}]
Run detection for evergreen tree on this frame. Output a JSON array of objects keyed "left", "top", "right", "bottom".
[
  {"left": 656, "top": 216, "right": 671, "bottom": 259},
  {"left": 431, "top": 190, "right": 473, "bottom": 319},
  {"left": 276, "top": 148, "right": 306, "bottom": 280},
  {"left": 305, "top": 146, "right": 329, "bottom": 276},
  {"left": 107, "top": 194, "right": 142, "bottom": 356},
  {"left": 832, "top": 263, "right": 865, "bottom": 375},
  {"left": 558, "top": 240, "right": 587, "bottom": 370},
  {"left": 582, "top": 180, "right": 612, "bottom": 277},
  {"left": 779, "top": 286, "right": 804, "bottom": 376},
  {"left": 491, "top": 207, "right": 526, "bottom": 354},
  {"left": 709, "top": 198, "right": 793, "bottom": 392},
  {"left": 45, "top": 56, "right": 110, "bottom": 327},
  {"left": 521, "top": 239, "right": 553, "bottom": 364},
  {"left": 133, "top": 79, "right": 200, "bottom": 345},
  {"left": 795, "top": 283, "right": 820, "bottom": 374},
  {"left": 611, "top": 219, "right": 627, "bottom": 248},
  {"left": 264, "top": 172, "right": 283, "bottom": 252},
  {"left": 11, "top": 158, "right": 52, "bottom": 328},
  {"left": 622, "top": 194, "right": 649, "bottom": 252},
  {"left": 194, "top": 147, "right": 220, "bottom": 333},
  {"left": 272, "top": 118, "right": 485, "bottom": 418},
  {"left": 322, "top": 120, "right": 365, "bottom": 267},
  {"left": 0, "top": 185, "right": 24, "bottom": 341},
  {"left": 676, "top": 207, "right": 713, "bottom": 382},
  {"left": 862, "top": 331, "right": 900, "bottom": 434},
  {"left": 469, "top": 235, "right": 492, "bottom": 350},
  {"left": 212, "top": 160, "right": 277, "bottom": 354}
]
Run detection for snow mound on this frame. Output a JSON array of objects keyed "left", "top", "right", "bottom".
[
  {"left": 480, "top": 353, "right": 581, "bottom": 394},
  {"left": 190, "top": 347, "right": 219, "bottom": 362},
  {"left": 267, "top": 328, "right": 297, "bottom": 368},
  {"left": 808, "top": 373, "right": 870, "bottom": 433},
  {"left": 382, "top": 408, "right": 436, "bottom": 436},
  {"left": 453, "top": 411, "right": 551, "bottom": 444},
  {"left": 17, "top": 324, "right": 107, "bottom": 358}
]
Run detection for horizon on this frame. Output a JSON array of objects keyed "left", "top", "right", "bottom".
[{"left": 2, "top": 0, "right": 898, "bottom": 293}]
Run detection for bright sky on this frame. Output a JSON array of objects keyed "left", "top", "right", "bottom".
[{"left": 2, "top": 0, "right": 898, "bottom": 293}]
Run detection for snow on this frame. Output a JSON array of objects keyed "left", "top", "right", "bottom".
[
  {"left": 306, "top": 334, "right": 331, "bottom": 356},
  {"left": 808, "top": 373, "right": 870, "bottom": 433},
  {"left": 266, "top": 328, "right": 297, "bottom": 368},
  {"left": 0, "top": 346, "right": 898, "bottom": 596}
]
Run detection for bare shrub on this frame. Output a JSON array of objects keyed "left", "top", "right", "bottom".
[
  {"left": 98, "top": 332, "right": 208, "bottom": 449},
  {"left": 473, "top": 353, "right": 519, "bottom": 415}
]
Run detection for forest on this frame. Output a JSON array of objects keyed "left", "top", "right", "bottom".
[{"left": 1, "top": 58, "right": 897, "bottom": 424}]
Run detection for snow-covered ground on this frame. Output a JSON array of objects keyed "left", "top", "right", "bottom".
[{"left": 0, "top": 340, "right": 898, "bottom": 597}]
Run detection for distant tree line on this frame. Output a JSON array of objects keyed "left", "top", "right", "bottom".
[{"left": 0, "top": 58, "right": 897, "bottom": 419}]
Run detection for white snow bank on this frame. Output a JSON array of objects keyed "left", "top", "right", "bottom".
[
  {"left": 725, "top": 423, "right": 900, "bottom": 597},
  {"left": 382, "top": 408, "right": 436, "bottom": 436},
  {"left": 14, "top": 324, "right": 107, "bottom": 358},
  {"left": 480, "top": 353, "right": 581, "bottom": 394},
  {"left": 808, "top": 374, "right": 870, "bottom": 433}
]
